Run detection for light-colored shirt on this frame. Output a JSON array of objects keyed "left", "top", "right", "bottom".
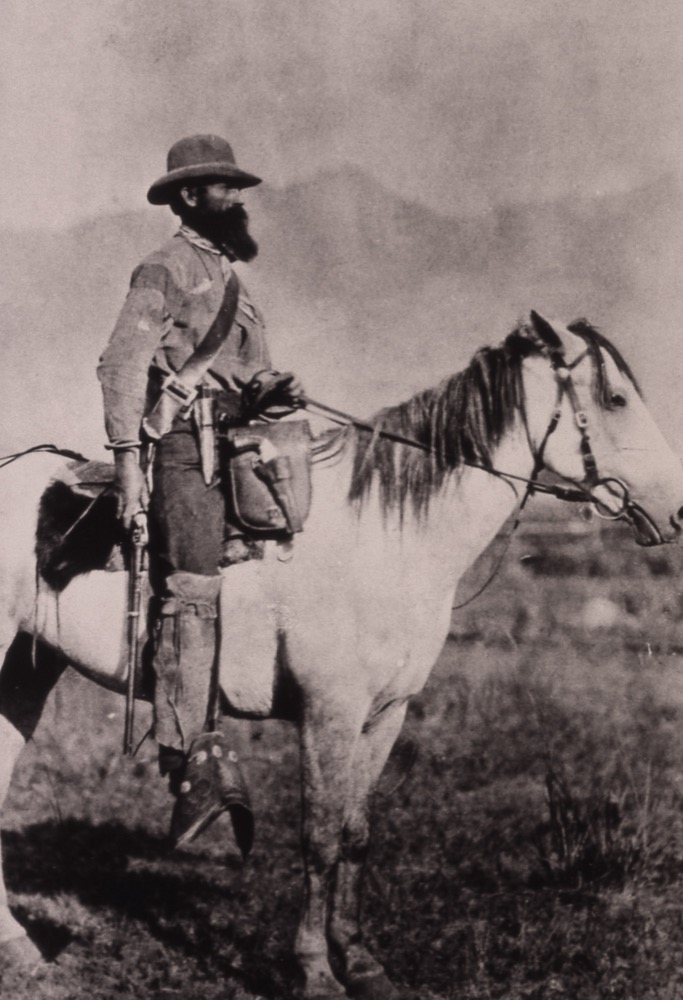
[{"left": 98, "top": 227, "right": 271, "bottom": 448}]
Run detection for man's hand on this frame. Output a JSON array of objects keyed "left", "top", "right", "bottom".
[
  {"left": 237, "top": 370, "right": 305, "bottom": 419},
  {"left": 114, "top": 449, "right": 149, "bottom": 530}
]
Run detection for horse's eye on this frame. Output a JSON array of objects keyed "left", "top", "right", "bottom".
[{"left": 609, "top": 391, "right": 627, "bottom": 408}]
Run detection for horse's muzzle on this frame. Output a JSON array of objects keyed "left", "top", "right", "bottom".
[
  {"left": 587, "top": 478, "right": 676, "bottom": 547},
  {"left": 624, "top": 501, "right": 676, "bottom": 547}
]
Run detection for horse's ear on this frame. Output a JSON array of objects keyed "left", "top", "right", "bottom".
[
  {"left": 529, "top": 311, "right": 586, "bottom": 363},
  {"left": 529, "top": 311, "right": 563, "bottom": 350}
]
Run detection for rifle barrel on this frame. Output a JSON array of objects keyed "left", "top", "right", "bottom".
[{"left": 123, "top": 514, "right": 148, "bottom": 755}]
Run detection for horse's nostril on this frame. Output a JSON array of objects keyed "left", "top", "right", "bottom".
[{"left": 678, "top": 506, "right": 683, "bottom": 523}]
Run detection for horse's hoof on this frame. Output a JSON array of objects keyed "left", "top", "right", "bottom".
[
  {"left": 301, "top": 992, "right": 346, "bottom": 1000},
  {"left": 0, "top": 935, "right": 45, "bottom": 975},
  {"left": 304, "top": 995, "right": 346, "bottom": 1000},
  {"left": 301, "top": 986, "right": 346, "bottom": 1000},
  {"left": 298, "top": 978, "right": 347, "bottom": 1000},
  {"left": 298, "top": 966, "right": 347, "bottom": 1000},
  {"left": 347, "top": 972, "right": 403, "bottom": 1000}
]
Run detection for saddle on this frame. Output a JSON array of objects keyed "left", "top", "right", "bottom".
[
  {"left": 36, "top": 461, "right": 123, "bottom": 590},
  {"left": 36, "top": 423, "right": 313, "bottom": 590}
]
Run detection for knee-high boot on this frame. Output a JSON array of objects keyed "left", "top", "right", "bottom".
[{"left": 153, "top": 571, "right": 253, "bottom": 855}]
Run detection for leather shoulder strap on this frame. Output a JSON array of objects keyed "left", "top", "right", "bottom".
[{"left": 175, "top": 269, "right": 240, "bottom": 388}]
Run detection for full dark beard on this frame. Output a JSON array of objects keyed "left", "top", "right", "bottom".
[{"left": 184, "top": 204, "right": 259, "bottom": 262}]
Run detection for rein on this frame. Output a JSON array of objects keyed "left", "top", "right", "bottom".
[
  {"left": 302, "top": 347, "right": 595, "bottom": 510},
  {"left": 0, "top": 443, "right": 87, "bottom": 470}
]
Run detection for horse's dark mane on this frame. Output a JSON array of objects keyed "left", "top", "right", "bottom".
[{"left": 348, "top": 319, "right": 638, "bottom": 516}]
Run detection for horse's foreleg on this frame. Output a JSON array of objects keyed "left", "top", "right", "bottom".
[
  {"left": 296, "top": 698, "right": 367, "bottom": 1000},
  {"left": 0, "top": 717, "right": 47, "bottom": 978},
  {"left": 0, "top": 716, "right": 34, "bottom": 951},
  {"left": 0, "top": 634, "right": 66, "bottom": 973},
  {"left": 329, "top": 700, "right": 408, "bottom": 1000}
]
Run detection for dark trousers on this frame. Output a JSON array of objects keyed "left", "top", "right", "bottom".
[
  {"left": 149, "top": 422, "right": 225, "bottom": 577},
  {"left": 148, "top": 422, "right": 224, "bottom": 753}
]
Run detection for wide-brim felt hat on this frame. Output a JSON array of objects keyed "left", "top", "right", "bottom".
[{"left": 147, "top": 134, "right": 262, "bottom": 205}]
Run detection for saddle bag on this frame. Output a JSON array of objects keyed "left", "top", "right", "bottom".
[{"left": 220, "top": 420, "right": 313, "bottom": 535}]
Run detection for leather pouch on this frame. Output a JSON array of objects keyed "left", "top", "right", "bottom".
[{"left": 220, "top": 420, "right": 312, "bottom": 535}]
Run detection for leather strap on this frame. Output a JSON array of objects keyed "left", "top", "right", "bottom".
[
  {"left": 175, "top": 269, "right": 240, "bottom": 387},
  {"left": 142, "top": 269, "right": 241, "bottom": 441}
]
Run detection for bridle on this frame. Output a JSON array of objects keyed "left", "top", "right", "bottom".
[
  {"left": 523, "top": 343, "right": 664, "bottom": 544},
  {"left": 514, "top": 345, "right": 620, "bottom": 518},
  {"left": 304, "top": 338, "right": 664, "bottom": 543}
]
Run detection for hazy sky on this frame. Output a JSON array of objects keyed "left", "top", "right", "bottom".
[
  {"left": 2, "top": 0, "right": 682, "bottom": 230},
  {"left": 2, "top": 0, "right": 683, "bottom": 459}
]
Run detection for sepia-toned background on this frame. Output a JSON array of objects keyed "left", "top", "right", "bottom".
[{"left": 3, "top": 3, "right": 683, "bottom": 999}]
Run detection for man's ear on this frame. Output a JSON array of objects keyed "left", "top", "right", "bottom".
[{"left": 179, "top": 185, "right": 199, "bottom": 209}]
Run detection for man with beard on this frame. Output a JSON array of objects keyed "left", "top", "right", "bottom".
[{"left": 98, "top": 135, "right": 302, "bottom": 850}]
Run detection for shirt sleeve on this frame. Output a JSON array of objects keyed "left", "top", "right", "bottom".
[{"left": 97, "top": 263, "right": 172, "bottom": 448}]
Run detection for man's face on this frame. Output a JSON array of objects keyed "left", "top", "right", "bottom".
[
  {"left": 197, "top": 182, "right": 245, "bottom": 213},
  {"left": 180, "top": 181, "right": 258, "bottom": 261}
]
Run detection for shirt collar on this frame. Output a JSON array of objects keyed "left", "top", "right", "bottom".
[{"left": 177, "top": 224, "right": 235, "bottom": 260}]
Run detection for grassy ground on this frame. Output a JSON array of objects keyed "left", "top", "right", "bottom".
[{"left": 4, "top": 513, "right": 683, "bottom": 999}]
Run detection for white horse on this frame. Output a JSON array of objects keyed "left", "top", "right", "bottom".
[{"left": 1, "top": 312, "right": 683, "bottom": 1000}]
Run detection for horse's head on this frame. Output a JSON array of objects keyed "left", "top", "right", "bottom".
[{"left": 521, "top": 311, "right": 683, "bottom": 545}]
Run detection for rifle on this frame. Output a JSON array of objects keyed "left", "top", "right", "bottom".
[{"left": 123, "top": 511, "right": 148, "bottom": 756}]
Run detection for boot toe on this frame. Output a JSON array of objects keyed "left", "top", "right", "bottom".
[{"left": 169, "top": 733, "right": 254, "bottom": 855}]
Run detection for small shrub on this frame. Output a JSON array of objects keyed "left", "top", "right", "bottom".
[{"left": 532, "top": 768, "right": 640, "bottom": 889}]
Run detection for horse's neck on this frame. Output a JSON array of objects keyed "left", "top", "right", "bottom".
[{"left": 435, "top": 424, "right": 535, "bottom": 579}]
